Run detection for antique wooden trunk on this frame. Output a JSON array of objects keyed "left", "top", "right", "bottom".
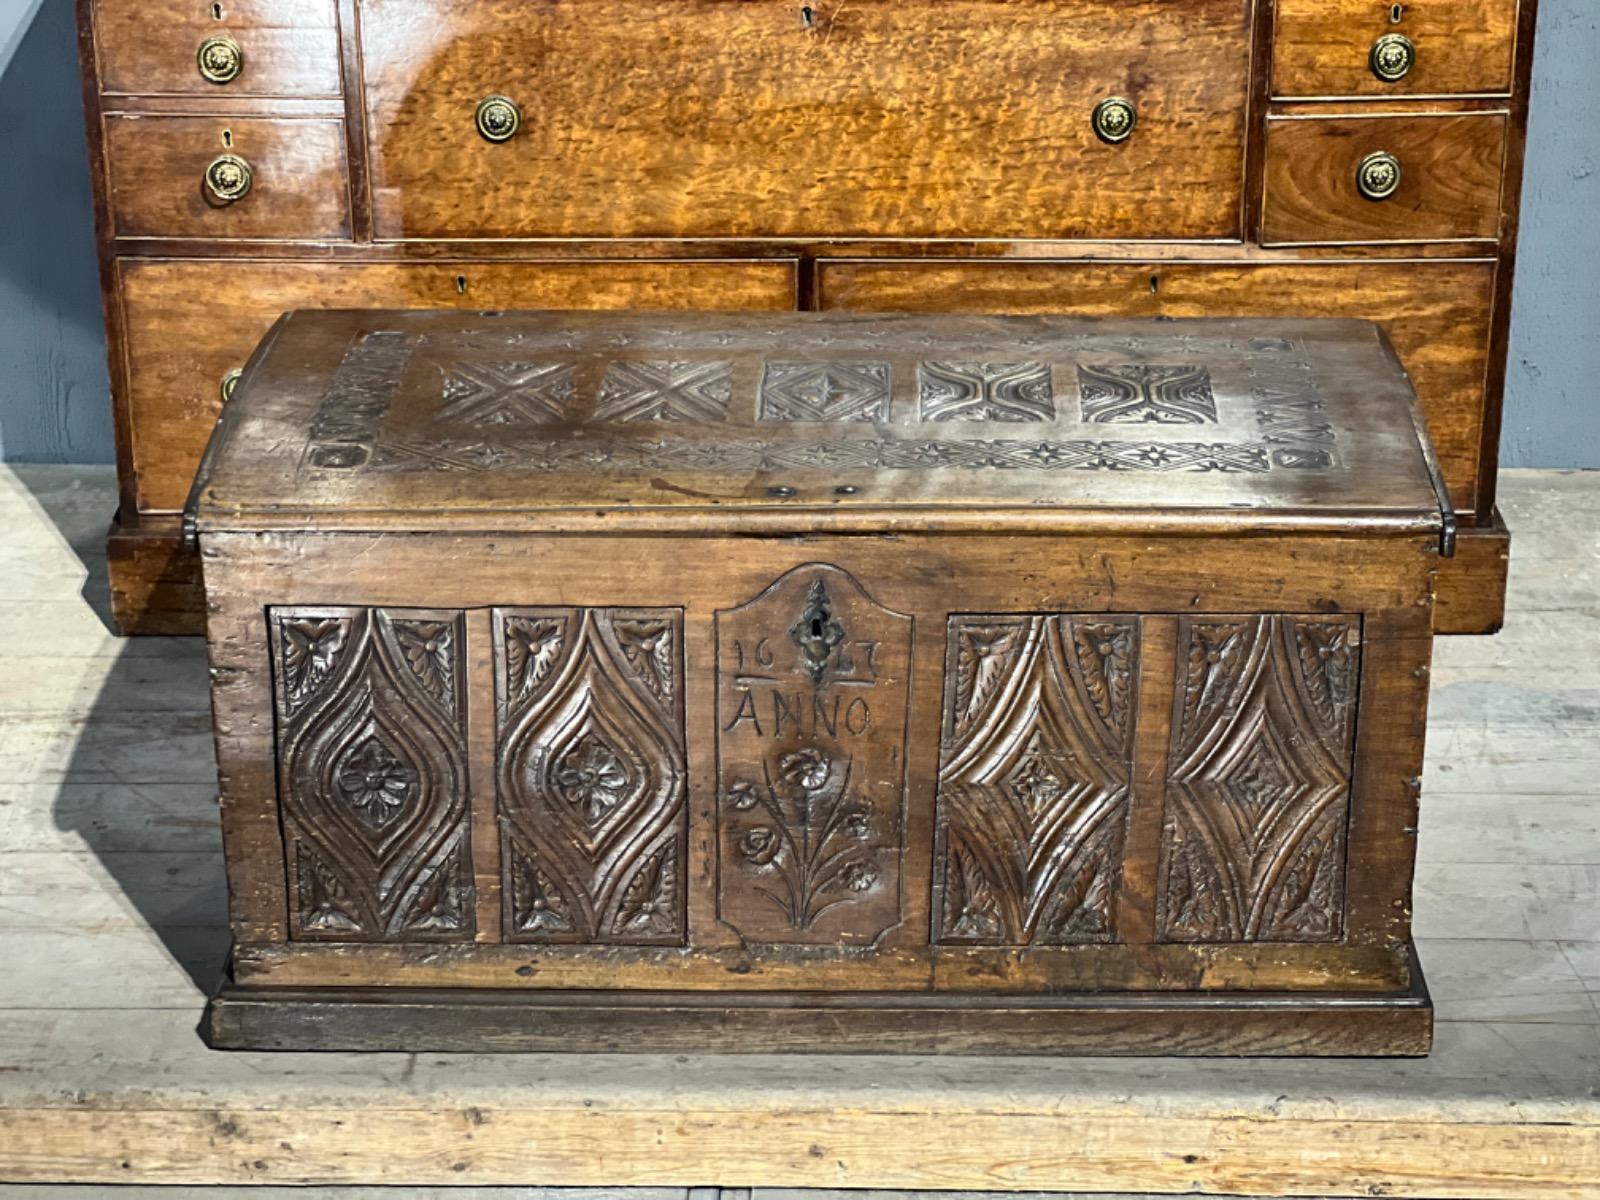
[
  {"left": 77, "top": 0, "right": 1536, "bottom": 635},
  {"left": 193, "top": 310, "right": 1453, "bottom": 1055}
]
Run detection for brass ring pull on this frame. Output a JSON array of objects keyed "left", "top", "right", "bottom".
[
  {"left": 220, "top": 368, "right": 243, "bottom": 403},
  {"left": 1357, "top": 151, "right": 1402, "bottom": 201},
  {"left": 1369, "top": 33, "right": 1415, "bottom": 82},
  {"left": 475, "top": 95, "right": 521, "bottom": 143},
  {"left": 197, "top": 34, "right": 243, "bottom": 84},
  {"left": 204, "top": 153, "right": 253, "bottom": 203},
  {"left": 1092, "top": 96, "right": 1136, "bottom": 144}
]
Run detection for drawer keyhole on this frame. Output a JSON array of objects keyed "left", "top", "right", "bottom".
[
  {"left": 455, "top": 275, "right": 468, "bottom": 295},
  {"left": 1390, "top": 4, "right": 1404, "bottom": 23},
  {"left": 221, "top": 128, "right": 232, "bottom": 148},
  {"left": 212, "top": 3, "right": 223, "bottom": 19},
  {"left": 801, "top": 6, "right": 814, "bottom": 28}
]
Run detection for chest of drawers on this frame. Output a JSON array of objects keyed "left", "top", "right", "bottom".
[
  {"left": 192, "top": 309, "right": 1450, "bottom": 1054},
  {"left": 76, "top": 0, "right": 1537, "bottom": 635}
]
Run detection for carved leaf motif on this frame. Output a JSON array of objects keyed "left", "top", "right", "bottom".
[
  {"left": 953, "top": 622, "right": 1019, "bottom": 734},
  {"left": 1045, "top": 856, "right": 1112, "bottom": 942},
  {"left": 393, "top": 621, "right": 455, "bottom": 711},
  {"left": 504, "top": 617, "right": 564, "bottom": 700},
  {"left": 282, "top": 618, "right": 346, "bottom": 708},
  {"left": 943, "top": 846, "right": 1003, "bottom": 941},
  {"left": 1269, "top": 818, "right": 1340, "bottom": 939},
  {"left": 612, "top": 844, "right": 680, "bottom": 937},
  {"left": 1294, "top": 620, "right": 1357, "bottom": 739},
  {"left": 1071, "top": 620, "right": 1135, "bottom": 740},
  {"left": 297, "top": 844, "right": 363, "bottom": 934},
  {"left": 1183, "top": 621, "right": 1248, "bottom": 744},
  {"left": 510, "top": 848, "right": 573, "bottom": 935},
  {"left": 402, "top": 849, "right": 467, "bottom": 933},
  {"left": 1163, "top": 831, "right": 1225, "bottom": 940},
  {"left": 613, "top": 618, "right": 674, "bottom": 703}
]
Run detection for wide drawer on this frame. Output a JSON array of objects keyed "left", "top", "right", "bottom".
[
  {"left": 93, "top": 0, "right": 342, "bottom": 98},
  {"left": 1273, "top": 0, "right": 1520, "bottom": 98},
  {"left": 104, "top": 115, "right": 352, "bottom": 240},
  {"left": 815, "top": 256, "right": 1496, "bottom": 517},
  {"left": 359, "top": 0, "right": 1252, "bottom": 241},
  {"left": 116, "top": 258, "right": 800, "bottom": 512},
  {"left": 1261, "top": 113, "right": 1506, "bottom": 246}
]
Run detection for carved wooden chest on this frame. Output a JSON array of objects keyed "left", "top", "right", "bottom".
[
  {"left": 193, "top": 310, "right": 1453, "bottom": 1055},
  {"left": 78, "top": 0, "right": 1536, "bottom": 636}
]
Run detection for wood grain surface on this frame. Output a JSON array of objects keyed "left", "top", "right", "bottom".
[
  {"left": 816, "top": 257, "right": 1497, "bottom": 516},
  {"left": 116, "top": 258, "right": 799, "bottom": 513},
  {"left": 359, "top": 0, "right": 1252, "bottom": 240},
  {"left": 103, "top": 114, "right": 352, "bottom": 240},
  {"left": 1262, "top": 113, "right": 1507, "bottom": 245},
  {"left": 92, "top": 0, "right": 343, "bottom": 98},
  {"left": 1273, "top": 0, "right": 1521, "bottom": 98}
]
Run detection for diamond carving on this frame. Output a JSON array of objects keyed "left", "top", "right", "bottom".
[
  {"left": 759, "top": 361, "right": 891, "bottom": 422},
  {"left": 1077, "top": 364, "right": 1218, "bottom": 424},
  {"left": 918, "top": 361, "right": 1055, "bottom": 421},
  {"left": 594, "top": 360, "right": 732, "bottom": 422},
  {"left": 434, "top": 360, "right": 576, "bottom": 426}
]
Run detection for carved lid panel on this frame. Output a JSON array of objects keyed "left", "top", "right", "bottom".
[{"left": 193, "top": 310, "right": 1448, "bottom": 537}]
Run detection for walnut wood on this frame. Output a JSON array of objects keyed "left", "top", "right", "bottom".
[
  {"left": 816, "top": 257, "right": 1496, "bottom": 516},
  {"left": 1434, "top": 506, "right": 1511, "bottom": 635},
  {"left": 189, "top": 308, "right": 1446, "bottom": 1052},
  {"left": 359, "top": 0, "right": 1251, "bottom": 242},
  {"left": 1261, "top": 112, "right": 1507, "bottom": 245},
  {"left": 1272, "top": 0, "right": 1520, "bottom": 99},
  {"left": 104, "top": 115, "right": 352, "bottom": 240},
  {"left": 93, "top": 0, "right": 342, "bottom": 98},
  {"left": 106, "top": 510, "right": 205, "bottom": 636}
]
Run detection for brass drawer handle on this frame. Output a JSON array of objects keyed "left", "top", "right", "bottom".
[
  {"left": 1357, "top": 151, "right": 1402, "bottom": 201},
  {"left": 1369, "top": 33, "right": 1415, "bottom": 83},
  {"left": 476, "top": 95, "right": 521, "bottom": 143},
  {"left": 205, "top": 153, "right": 253, "bottom": 203},
  {"left": 220, "top": 368, "right": 243, "bottom": 403},
  {"left": 197, "top": 34, "right": 243, "bottom": 85},
  {"left": 1092, "top": 96, "right": 1136, "bottom": 144}
]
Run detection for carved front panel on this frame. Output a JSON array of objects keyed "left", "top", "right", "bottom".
[
  {"left": 715, "top": 566, "right": 913, "bottom": 944},
  {"left": 493, "top": 608, "right": 688, "bottom": 945},
  {"left": 933, "top": 616, "right": 1140, "bottom": 945},
  {"left": 1158, "top": 615, "right": 1360, "bottom": 943},
  {"left": 270, "top": 607, "right": 474, "bottom": 941}
]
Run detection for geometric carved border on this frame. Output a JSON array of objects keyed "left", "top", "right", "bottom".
[
  {"left": 270, "top": 606, "right": 475, "bottom": 942},
  {"left": 933, "top": 615, "right": 1140, "bottom": 945},
  {"left": 1156, "top": 615, "right": 1361, "bottom": 943},
  {"left": 492, "top": 608, "right": 688, "bottom": 945}
]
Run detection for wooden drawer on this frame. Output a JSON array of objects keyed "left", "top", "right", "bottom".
[
  {"left": 1273, "top": 0, "right": 1520, "bottom": 98},
  {"left": 815, "top": 257, "right": 1496, "bottom": 517},
  {"left": 116, "top": 258, "right": 799, "bottom": 512},
  {"left": 93, "top": 0, "right": 342, "bottom": 98},
  {"left": 1261, "top": 113, "right": 1506, "bottom": 246},
  {"left": 359, "top": 0, "right": 1252, "bottom": 241},
  {"left": 104, "top": 115, "right": 351, "bottom": 240}
]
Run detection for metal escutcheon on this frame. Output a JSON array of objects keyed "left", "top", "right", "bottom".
[
  {"left": 197, "top": 34, "right": 243, "bottom": 85},
  {"left": 1369, "top": 32, "right": 1416, "bottom": 83},
  {"left": 1356, "top": 151, "right": 1402, "bottom": 201},
  {"left": 204, "top": 154, "right": 253, "bottom": 203},
  {"left": 475, "top": 95, "right": 521, "bottom": 143},
  {"left": 1092, "top": 96, "right": 1137, "bottom": 144}
]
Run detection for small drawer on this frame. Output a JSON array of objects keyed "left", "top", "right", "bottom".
[
  {"left": 93, "top": 0, "right": 342, "bottom": 98},
  {"left": 1261, "top": 113, "right": 1505, "bottom": 245},
  {"left": 104, "top": 115, "right": 351, "bottom": 240},
  {"left": 1272, "top": 0, "right": 1520, "bottom": 98}
]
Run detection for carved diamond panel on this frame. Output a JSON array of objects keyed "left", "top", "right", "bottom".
[
  {"left": 271, "top": 607, "right": 474, "bottom": 942},
  {"left": 759, "top": 361, "right": 891, "bottom": 422},
  {"left": 493, "top": 608, "right": 687, "bottom": 944},
  {"left": 918, "top": 362, "right": 1055, "bottom": 422},
  {"left": 1077, "top": 364, "right": 1218, "bottom": 424},
  {"left": 594, "top": 360, "right": 732, "bottom": 422},
  {"left": 434, "top": 360, "right": 576, "bottom": 426},
  {"left": 1157, "top": 615, "right": 1361, "bottom": 943},
  {"left": 933, "top": 615, "right": 1140, "bottom": 945}
]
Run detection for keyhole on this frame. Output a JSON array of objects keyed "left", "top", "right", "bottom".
[
  {"left": 800, "top": 5, "right": 814, "bottom": 28},
  {"left": 455, "top": 274, "right": 467, "bottom": 295},
  {"left": 1149, "top": 274, "right": 1160, "bottom": 295},
  {"left": 221, "top": 128, "right": 232, "bottom": 148},
  {"left": 212, "top": 2, "right": 223, "bottom": 19},
  {"left": 811, "top": 617, "right": 824, "bottom": 638},
  {"left": 1390, "top": 3, "right": 1404, "bottom": 23}
]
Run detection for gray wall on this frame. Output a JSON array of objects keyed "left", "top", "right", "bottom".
[{"left": 0, "top": 0, "right": 1595, "bottom": 467}]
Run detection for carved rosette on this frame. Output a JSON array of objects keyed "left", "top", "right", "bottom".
[
  {"left": 933, "top": 615, "right": 1140, "bottom": 945},
  {"left": 270, "top": 607, "right": 474, "bottom": 941},
  {"left": 493, "top": 608, "right": 688, "bottom": 945},
  {"left": 1157, "top": 615, "right": 1361, "bottom": 943},
  {"left": 715, "top": 565, "right": 913, "bottom": 944}
]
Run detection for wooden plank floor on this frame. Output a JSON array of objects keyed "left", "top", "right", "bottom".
[{"left": 0, "top": 465, "right": 1596, "bottom": 1199}]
